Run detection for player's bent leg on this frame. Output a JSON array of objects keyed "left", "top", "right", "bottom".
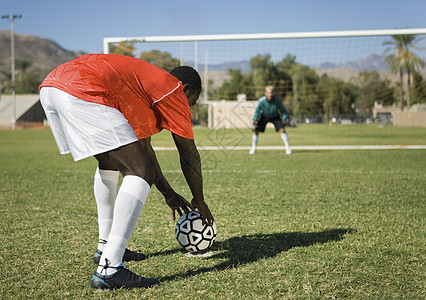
[
  {"left": 276, "top": 121, "right": 291, "bottom": 154},
  {"left": 92, "top": 142, "right": 156, "bottom": 288},
  {"left": 93, "top": 151, "right": 148, "bottom": 265},
  {"left": 279, "top": 130, "right": 291, "bottom": 155},
  {"left": 249, "top": 132, "right": 259, "bottom": 154},
  {"left": 95, "top": 176, "right": 150, "bottom": 274}
]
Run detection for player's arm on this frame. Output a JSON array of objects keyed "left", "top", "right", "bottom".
[
  {"left": 253, "top": 103, "right": 262, "bottom": 122},
  {"left": 139, "top": 137, "right": 193, "bottom": 219},
  {"left": 171, "top": 133, "right": 214, "bottom": 225},
  {"left": 276, "top": 98, "right": 295, "bottom": 126},
  {"left": 276, "top": 98, "right": 289, "bottom": 118},
  {"left": 252, "top": 102, "right": 263, "bottom": 130}
]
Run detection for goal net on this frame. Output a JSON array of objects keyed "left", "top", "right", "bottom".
[{"left": 103, "top": 29, "right": 426, "bottom": 128}]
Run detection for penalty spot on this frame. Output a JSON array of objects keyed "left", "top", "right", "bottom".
[{"left": 185, "top": 251, "right": 214, "bottom": 258}]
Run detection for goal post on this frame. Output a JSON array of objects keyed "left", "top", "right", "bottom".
[
  {"left": 103, "top": 28, "right": 426, "bottom": 53},
  {"left": 103, "top": 28, "right": 426, "bottom": 128}
]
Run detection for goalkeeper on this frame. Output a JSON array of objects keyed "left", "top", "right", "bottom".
[{"left": 249, "top": 85, "right": 295, "bottom": 155}]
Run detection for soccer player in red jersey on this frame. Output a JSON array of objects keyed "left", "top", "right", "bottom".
[{"left": 39, "top": 54, "right": 214, "bottom": 289}]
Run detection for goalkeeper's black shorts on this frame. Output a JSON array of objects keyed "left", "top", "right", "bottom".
[{"left": 253, "top": 116, "right": 285, "bottom": 132}]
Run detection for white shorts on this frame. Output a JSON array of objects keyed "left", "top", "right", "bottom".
[{"left": 40, "top": 87, "right": 138, "bottom": 161}]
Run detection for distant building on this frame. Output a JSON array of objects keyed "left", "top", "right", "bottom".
[
  {"left": 373, "top": 102, "right": 426, "bottom": 127},
  {"left": 0, "top": 94, "right": 45, "bottom": 128}
]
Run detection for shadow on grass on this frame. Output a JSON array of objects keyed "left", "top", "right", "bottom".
[{"left": 152, "top": 228, "right": 354, "bottom": 282}]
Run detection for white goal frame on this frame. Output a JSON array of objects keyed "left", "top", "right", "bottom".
[
  {"left": 103, "top": 28, "right": 426, "bottom": 128},
  {"left": 103, "top": 28, "right": 426, "bottom": 54}
]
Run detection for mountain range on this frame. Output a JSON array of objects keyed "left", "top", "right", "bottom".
[
  {"left": 198, "top": 54, "right": 390, "bottom": 73},
  {"left": 0, "top": 30, "right": 85, "bottom": 79}
]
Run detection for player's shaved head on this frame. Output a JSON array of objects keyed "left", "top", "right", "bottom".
[{"left": 170, "top": 66, "right": 202, "bottom": 95}]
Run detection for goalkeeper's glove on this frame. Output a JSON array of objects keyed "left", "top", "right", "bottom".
[
  {"left": 252, "top": 120, "right": 259, "bottom": 131},
  {"left": 283, "top": 117, "right": 296, "bottom": 128}
]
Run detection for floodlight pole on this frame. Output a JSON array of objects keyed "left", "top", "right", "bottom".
[{"left": 2, "top": 14, "right": 22, "bottom": 130}]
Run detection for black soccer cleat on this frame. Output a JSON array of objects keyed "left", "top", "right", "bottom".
[
  {"left": 93, "top": 248, "right": 147, "bottom": 264},
  {"left": 123, "top": 248, "right": 147, "bottom": 262},
  {"left": 91, "top": 265, "right": 159, "bottom": 290}
]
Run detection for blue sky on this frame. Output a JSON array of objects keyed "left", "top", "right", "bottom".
[{"left": 2, "top": 0, "right": 425, "bottom": 54}]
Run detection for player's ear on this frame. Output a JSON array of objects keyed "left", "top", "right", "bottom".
[{"left": 182, "top": 83, "right": 190, "bottom": 95}]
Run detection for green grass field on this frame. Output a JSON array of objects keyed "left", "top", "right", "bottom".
[{"left": 1, "top": 125, "right": 425, "bottom": 299}]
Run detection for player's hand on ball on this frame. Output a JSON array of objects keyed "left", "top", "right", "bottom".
[
  {"left": 191, "top": 198, "right": 214, "bottom": 226},
  {"left": 166, "top": 193, "right": 193, "bottom": 220}
]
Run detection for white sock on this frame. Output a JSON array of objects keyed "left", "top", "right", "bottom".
[
  {"left": 251, "top": 134, "right": 258, "bottom": 150},
  {"left": 280, "top": 132, "right": 291, "bottom": 153},
  {"left": 94, "top": 167, "right": 119, "bottom": 252},
  {"left": 96, "top": 176, "right": 150, "bottom": 275}
]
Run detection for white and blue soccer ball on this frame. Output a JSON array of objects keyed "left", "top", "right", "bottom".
[{"left": 175, "top": 210, "right": 217, "bottom": 253}]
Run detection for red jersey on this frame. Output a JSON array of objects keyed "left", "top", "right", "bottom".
[{"left": 39, "top": 54, "right": 194, "bottom": 139}]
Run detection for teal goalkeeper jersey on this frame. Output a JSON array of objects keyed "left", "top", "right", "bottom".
[{"left": 253, "top": 96, "right": 289, "bottom": 121}]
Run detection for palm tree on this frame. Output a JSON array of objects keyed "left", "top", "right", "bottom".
[
  {"left": 383, "top": 34, "right": 425, "bottom": 109},
  {"left": 405, "top": 48, "right": 425, "bottom": 107},
  {"left": 384, "top": 43, "right": 404, "bottom": 109}
]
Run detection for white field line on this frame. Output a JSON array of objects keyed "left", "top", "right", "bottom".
[
  {"left": 162, "top": 169, "right": 418, "bottom": 174},
  {"left": 60, "top": 168, "right": 416, "bottom": 175},
  {"left": 58, "top": 145, "right": 424, "bottom": 174},
  {"left": 154, "top": 145, "right": 426, "bottom": 151}
]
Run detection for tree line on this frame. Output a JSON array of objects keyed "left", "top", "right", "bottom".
[{"left": 0, "top": 58, "right": 41, "bottom": 94}]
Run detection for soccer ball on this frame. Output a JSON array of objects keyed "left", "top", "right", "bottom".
[{"left": 175, "top": 210, "right": 217, "bottom": 253}]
